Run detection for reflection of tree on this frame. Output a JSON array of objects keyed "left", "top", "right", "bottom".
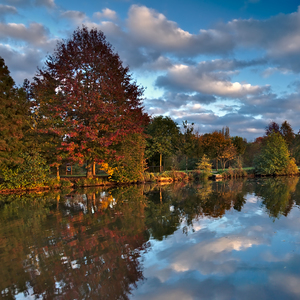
[
  {"left": 178, "top": 180, "right": 247, "bottom": 221},
  {"left": 255, "top": 177, "right": 299, "bottom": 219},
  {"left": 144, "top": 180, "right": 248, "bottom": 237},
  {"left": 145, "top": 185, "right": 181, "bottom": 240},
  {"left": 3, "top": 178, "right": 299, "bottom": 299},
  {"left": 0, "top": 186, "right": 149, "bottom": 300}
]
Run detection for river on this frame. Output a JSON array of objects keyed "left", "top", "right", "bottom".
[{"left": 1, "top": 177, "right": 300, "bottom": 299}]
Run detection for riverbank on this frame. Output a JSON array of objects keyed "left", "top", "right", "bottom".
[{"left": 0, "top": 167, "right": 298, "bottom": 194}]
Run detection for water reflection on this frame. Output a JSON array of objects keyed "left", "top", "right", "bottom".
[
  {"left": 0, "top": 178, "right": 300, "bottom": 299},
  {"left": 0, "top": 187, "right": 149, "bottom": 299}
]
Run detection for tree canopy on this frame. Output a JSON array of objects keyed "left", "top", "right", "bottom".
[
  {"left": 254, "top": 132, "right": 298, "bottom": 175},
  {"left": 33, "top": 26, "right": 149, "bottom": 177},
  {"left": 146, "top": 116, "right": 180, "bottom": 172},
  {"left": 0, "top": 57, "right": 29, "bottom": 167}
]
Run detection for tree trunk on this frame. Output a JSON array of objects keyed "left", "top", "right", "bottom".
[
  {"left": 56, "top": 165, "right": 60, "bottom": 180},
  {"left": 185, "top": 155, "right": 188, "bottom": 171},
  {"left": 160, "top": 153, "right": 162, "bottom": 173},
  {"left": 215, "top": 158, "right": 218, "bottom": 171},
  {"left": 86, "top": 162, "right": 93, "bottom": 178},
  {"left": 93, "top": 161, "right": 96, "bottom": 176}
]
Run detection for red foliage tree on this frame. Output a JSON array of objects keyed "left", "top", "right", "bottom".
[
  {"left": 265, "top": 121, "right": 280, "bottom": 136},
  {"left": 33, "top": 26, "right": 149, "bottom": 177}
]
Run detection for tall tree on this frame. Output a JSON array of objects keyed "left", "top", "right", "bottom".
[
  {"left": 0, "top": 57, "right": 29, "bottom": 168},
  {"left": 33, "top": 26, "right": 149, "bottom": 178},
  {"left": 181, "top": 120, "right": 196, "bottom": 171},
  {"left": 146, "top": 116, "right": 180, "bottom": 172},
  {"left": 231, "top": 136, "right": 247, "bottom": 165},
  {"left": 280, "top": 120, "right": 294, "bottom": 147}
]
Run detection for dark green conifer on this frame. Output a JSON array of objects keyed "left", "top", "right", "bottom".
[{"left": 0, "top": 57, "right": 29, "bottom": 167}]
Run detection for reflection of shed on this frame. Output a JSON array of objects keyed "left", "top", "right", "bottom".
[{"left": 66, "top": 163, "right": 72, "bottom": 175}]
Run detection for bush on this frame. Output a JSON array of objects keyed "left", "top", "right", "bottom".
[
  {"left": 0, "top": 151, "right": 49, "bottom": 190},
  {"left": 60, "top": 179, "right": 73, "bottom": 188},
  {"left": 143, "top": 172, "right": 151, "bottom": 182},
  {"left": 46, "top": 177, "right": 60, "bottom": 189}
]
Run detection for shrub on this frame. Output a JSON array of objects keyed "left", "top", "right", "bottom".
[
  {"left": 46, "top": 177, "right": 60, "bottom": 189},
  {"left": 143, "top": 172, "right": 151, "bottom": 182},
  {"left": 60, "top": 179, "right": 73, "bottom": 188},
  {"left": 0, "top": 151, "right": 49, "bottom": 190}
]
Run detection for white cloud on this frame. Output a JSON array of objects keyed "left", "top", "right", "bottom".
[
  {"left": 156, "top": 63, "right": 268, "bottom": 98},
  {"left": 60, "top": 10, "right": 87, "bottom": 23},
  {"left": 93, "top": 8, "right": 117, "bottom": 20},
  {"left": 0, "top": 22, "right": 56, "bottom": 49},
  {"left": 0, "top": 43, "right": 44, "bottom": 83},
  {"left": 170, "top": 236, "right": 260, "bottom": 275},
  {"left": 127, "top": 5, "right": 234, "bottom": 55}
]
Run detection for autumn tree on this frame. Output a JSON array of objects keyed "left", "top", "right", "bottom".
[
  {"left": 265, "top": 121, "right": 280, "bottom": 136},
  {"left": 201, "top": 131, "right": 236, "bottom": 170},
  {"left": 146, "top": 116, "right": 180, "bottom": 172},
  {"left": 0, "top": 57, "right": 30, "bottom": 167},
  {"left": 280, "top": 120, "right": 294, "bottom": 147},
  {"left": 33, "top": 26, "right": 149, "bottom": 178}
]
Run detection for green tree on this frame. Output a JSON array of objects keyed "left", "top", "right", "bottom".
[
  {"left": 254, "top": 132, "right": 298, "bottom": 175},
  {"left": 196, "top": 154, "right": 212, "bottom": 179},
  {"left": 0, "top": 57, "right": 29, "bottom": 168},
  {"left": 110, "top": 133, "right": 147, "bottom": 183},
  {"left": 146, "top": 116, "right": 180, "bottom": 172},
  {"left": 181, "top": 120, "right": 196, "bottom": 171},
  {"left": 0, "top": 151, "right": 50, "bottom": 190},
  {"left": 231, "top": 136, "right": 247, "bottom": 165}
]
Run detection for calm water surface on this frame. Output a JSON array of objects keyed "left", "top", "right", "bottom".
[{"left": 1, "top": 178, "right": 300, "bottom": 299}]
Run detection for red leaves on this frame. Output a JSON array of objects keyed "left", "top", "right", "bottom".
[{"left": 33, "top": 26, "right": 149, "bottom": 165}]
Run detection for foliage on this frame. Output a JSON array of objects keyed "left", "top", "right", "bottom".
[
  {"left": 74, "top": 177, "right": 107, "bottom": 187},
  {"left": 231, "top": 136, "right": 247, "bottom": 165},
  {"left": 0, "top": 151, "right": 50, "bottom": 190},
  {"left": 196, "top": 154, "right": 212, "bottom": 179},
  {"left": 243, "top": 137, "right": 265, "bottom": 167},
  {"left": 146, "top": 116, "right": 180, "bottom": 172},
  {"left": 99, "top": 162, "right": 115, "bottom": 179},
  {"left": 201, "top": 131, "right": 237, "bottom": 170},
  {"left": 254, "top": 132, "right": 298, "bottom": 175},
  {"left": 255, "top": 177, "right": 298, "bottom": 219},
  {"left": 181, "top": 120, "right": 197, "bottom": 171},
  {"left": 0, "top": 57, "right": 30, "bottom": 167},
  {"left": 161, "top": 171, "right": 189, "bottom": 181},
  {"left": 33, "top": 26, "right": 149, "bottom": 177},
  {"left": 265, "top": 121, "right": 281, "bottom": 136},
  {"left": 59, "top": 178, "right": 73, "bottom": 188},
  {"left": 280, "top": 120, "right": 294, "bottom": 146},
  {"left": 110, "top": 133, "right": 147, "bottom": 183}
]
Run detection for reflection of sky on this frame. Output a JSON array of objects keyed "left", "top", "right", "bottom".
[{"left": 131, "top": 191, "right": 300, "bottom": 300}]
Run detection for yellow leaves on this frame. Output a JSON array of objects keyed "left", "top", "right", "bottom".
[{"left": 99, "top": 162, "right": 116, "bottom": 178}]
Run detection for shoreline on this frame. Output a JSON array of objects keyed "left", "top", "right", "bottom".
[{"left": 0, "top": 170, "right": 298, "bottom": 194}]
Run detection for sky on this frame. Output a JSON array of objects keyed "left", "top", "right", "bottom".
[{"left": 1, "top": 0, "right": 300, "bottom": 140}]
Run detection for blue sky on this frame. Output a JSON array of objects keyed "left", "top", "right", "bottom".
[{"left": 1, "top": 0, "right": 300, "bottom": 140}]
